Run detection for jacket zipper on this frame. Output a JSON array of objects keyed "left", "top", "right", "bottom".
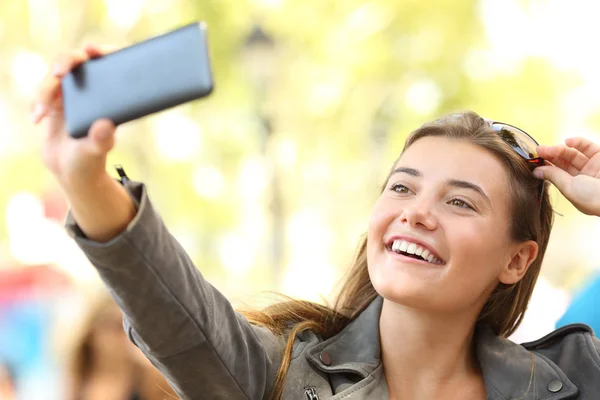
[{"left": 304, "top": 387, "right": 319, "bottom": 400}]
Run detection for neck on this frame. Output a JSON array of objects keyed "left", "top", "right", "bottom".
[{"left": 379, "top": 299, "right": 483, "bottom": 399}]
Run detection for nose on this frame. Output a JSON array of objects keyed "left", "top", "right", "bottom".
[{"left": 400, "top": 199, "right": 438, "bottom": 231}]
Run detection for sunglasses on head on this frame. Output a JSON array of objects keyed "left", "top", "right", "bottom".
[{"left": 486, "top": 119, "right": 545, "bottom": 204}]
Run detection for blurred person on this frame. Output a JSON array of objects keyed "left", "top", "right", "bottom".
[
  {"left": 0, "top": 362, "right": 16, "bottom": 400},
  {"left": 31, "top": 46, "right": 600, "bottom": 399},
  {"left": 66, "top": 294, "right": 177, "bottom": 400}
]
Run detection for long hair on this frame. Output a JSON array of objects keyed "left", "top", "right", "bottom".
[
  {"left": 243, "top": 111, "right": 554, "bottom": 400},
  {"left": 66, "top": 293, "right": 180, "bottom": 400},
  {"left": 65, "top": 294, "right": 151, "bottom": 400},
  {"left": 65, "top": 295, "right": 125, "bottom": 400}
]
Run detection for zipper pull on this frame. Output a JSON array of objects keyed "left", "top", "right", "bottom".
[
  {"left": 304, "top": 387, "right": 319, "bottom": 400},
  {"left": 114, "top": 164, "right": 130, "bottom": 185}
]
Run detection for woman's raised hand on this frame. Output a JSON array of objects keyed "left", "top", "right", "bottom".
[
  {"left": 31, "top": 44, "right": 117, "bottom": 189},
  {"left": 535, "top": 137, "right": 600, "bottom": 216},
  {"left": 31, "top": 45, "right": 137, "bottom": 243}
]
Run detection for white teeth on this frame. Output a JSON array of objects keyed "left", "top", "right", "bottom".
[
  {"left": 389, "top": 239, "right": 442, "bottom": 264},
  {"left": 399, "top": 241, "right": 409, "bottom": 252}
]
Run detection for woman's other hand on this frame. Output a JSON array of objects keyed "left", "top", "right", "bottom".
[{"left": 535, "top": 137, "right": 600, "bottom": 216}]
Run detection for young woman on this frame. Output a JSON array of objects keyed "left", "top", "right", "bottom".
[
  {"left": 65, "top": 294, "right": 177, "bottom": 400},
  {"left": 32, "top": 45, "right": 600, "bottom": 399}
]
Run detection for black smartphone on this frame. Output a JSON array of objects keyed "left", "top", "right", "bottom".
[{"left": 62, "top": 22, "right": 214, "bottom": 138}]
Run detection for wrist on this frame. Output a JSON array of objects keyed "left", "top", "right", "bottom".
[
  {"left": 61, "top": 172, "right": 137, "bottom": 243},
  {"left": 58, "top": 170, "right": 114, "bottom": 196}
]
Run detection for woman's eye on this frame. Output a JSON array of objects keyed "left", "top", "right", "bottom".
[
  {"left": 390, "top": 184, "right": 412, "bottom": 194},
  {"left": 449, "top": 198, "right": 474, "bottom": 210}
]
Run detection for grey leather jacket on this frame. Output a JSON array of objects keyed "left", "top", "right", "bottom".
[{"left": 66, "top": 180, "right": 600, "bottom": 400}]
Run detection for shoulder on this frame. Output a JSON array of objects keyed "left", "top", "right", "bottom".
[
  {"left": 521, "top": 323, "right": 600, "bottom": 373},
  {"left": 521, "top": 323, "right": 598, "bottom": 351},
  {"left": 246, "top": 321, "right": 323, "bottom": 366},
  {"left": 249, "top": 322, "right": 288, "bottom": 359}
]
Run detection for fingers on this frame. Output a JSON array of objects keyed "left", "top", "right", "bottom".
[
  {"left": 537, "top": 144, "right": 588, "bottom": 176},
  {"left": 30, "top": 49, "right": 89, "bottom": 124},
  {"left": 31, "top": 45, "right": 116, "bottom": 125},
  {"left": 533, "top": 164, "right": 572, "bottom": 197},
  {"left": 84, "top": 119, "right": 116, "bottom": 155},
  {"left": 565, "top": 137, "right": 600, "bottom": 159},
  {"left": 30, "top": 76, "right": 58, "bottom": 123},
  {"left": 51, "top": 49, "right": 88, "bottom": 78},
  {"left": 83, "top": 43, "right": 118, "bottom": 58}
]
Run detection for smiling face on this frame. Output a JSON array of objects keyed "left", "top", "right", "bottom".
[{"left": 367, "top": 136, "right": 538, "bottom": 315}]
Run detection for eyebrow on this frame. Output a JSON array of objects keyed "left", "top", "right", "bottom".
[{"left": 390, "top": 167, "right": 492, "bottom": 207}]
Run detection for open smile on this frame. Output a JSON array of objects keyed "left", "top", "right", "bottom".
[{"left": 385, "top": 237, "right": 446, "bottom": 265}]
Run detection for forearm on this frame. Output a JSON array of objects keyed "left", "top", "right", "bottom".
[
  {"left": 67, "top": 181, "right": 281, "bottom": 399},
  {"left": 61, "top": 173, "right": 137, "bottom": 242}
]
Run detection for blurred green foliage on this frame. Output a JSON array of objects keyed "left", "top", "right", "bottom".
[{"left": 0, "top": 0, "right": 583, "bottom": 296}]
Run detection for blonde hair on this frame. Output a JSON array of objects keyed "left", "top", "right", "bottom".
[
  {"left": 244, "top": 111, "right": 554, "bottom": 399},
  {"left": 65, "top": 293, "right": 145, "bottom": 400},
  {"left": 65, "top": 295, "right": 122, "bottom": 400}
]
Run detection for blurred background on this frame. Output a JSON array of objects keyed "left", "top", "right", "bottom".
[{"left": 1, "top": 0, "right": 600, "bottom": 398}]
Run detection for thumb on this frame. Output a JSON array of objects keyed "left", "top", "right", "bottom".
[
  {"left": 534, "top": 165, "right": 571, "bottom": 195},
  {"left": 86, "top": 119, "right": 116, "bottom": 155}
]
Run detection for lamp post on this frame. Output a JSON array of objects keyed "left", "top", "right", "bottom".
[
  {"left": 370, "top": 95, "right": 394, "bottom": 191},
  {"left": 242, "top": 24, "right": 284, "bottom": 287}
]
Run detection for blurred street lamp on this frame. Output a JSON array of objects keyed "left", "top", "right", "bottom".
[
  {"left": 242, "top": 24, "right": 277, "bottom": 99},
  {"left": 241, "top": 24, "right": 285, "bottom": 287}
]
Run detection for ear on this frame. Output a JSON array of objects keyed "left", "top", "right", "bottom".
[{"left": 498, "top": 240, "right": 539, "bottom": 285}]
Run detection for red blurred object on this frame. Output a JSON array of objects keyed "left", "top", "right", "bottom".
[
  {"left": 0, "top": 265, "right": 71, "bottom": 303},
  {"left": 42, "top": 192, "right": 68, "bottom": 222}
]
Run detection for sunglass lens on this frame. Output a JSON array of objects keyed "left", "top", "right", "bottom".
[{"left": 492, "top": 124, "right": 539, "bottom": 160}]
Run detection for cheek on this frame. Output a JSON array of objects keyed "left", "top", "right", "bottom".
[
  {"left": 445, "top": 222, "right": 511, "bottom": 293},
  {"left": 366, "top": 199, "right": 395, "bottom": 257},
  {"left": 451, "top": 220, "right": 509, "bottom": 263},
  {"left": 367, "top": 198, "right": 396, "bottom": 239}
]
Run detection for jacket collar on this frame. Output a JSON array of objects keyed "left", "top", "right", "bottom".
[
  {"left": 475, "top": 324, "right": 577, "bottom": 399},
  {"left": 306, "top": 296, "right": 382, "bottom": 378},
  {"left": 306, "top": 296, "right": 578, "bottom": 399}
]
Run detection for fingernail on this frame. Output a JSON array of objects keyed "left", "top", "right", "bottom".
[
  {"left": 30, "top": 103, "right": 46, "bottom": 122},
  {"left": 533, "top": 169, "right": 544, "bottom": 179}
]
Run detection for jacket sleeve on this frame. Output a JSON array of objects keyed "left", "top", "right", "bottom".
[{"left": 65, "top": 180, "right": 283, "bottom": 400}]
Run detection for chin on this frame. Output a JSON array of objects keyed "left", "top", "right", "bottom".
[{"left": 369, "top": 266, "right": 441, "bottom": 310}]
